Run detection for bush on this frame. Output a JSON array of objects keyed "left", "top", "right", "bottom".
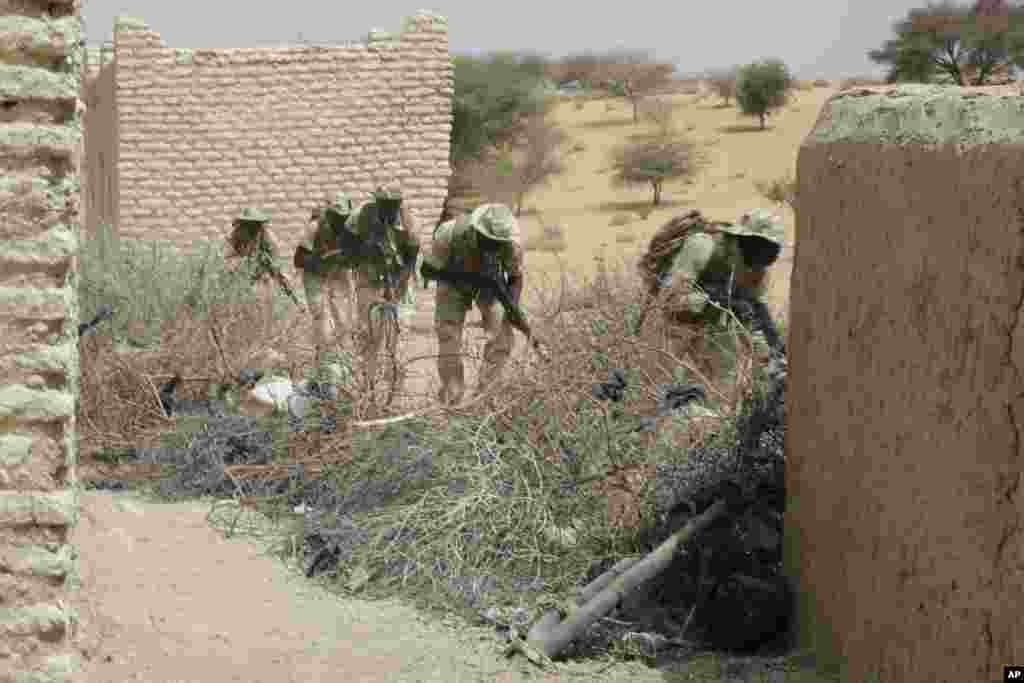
[
  {"left": 754, "top": 172, "right": 797, "bottom": 211},
  {"left": 77, "top": 223, "right": 300, "bottom": 459},
  {"left": 609, "top": 213, "right": 633, "bottom": 227},
  {"left": 450, "top": 53, "right": 551, "bottom": 166},
  {"left": 812, "top": 78, "right": 831, "bottom": 87}
]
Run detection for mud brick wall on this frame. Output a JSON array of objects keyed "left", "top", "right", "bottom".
[
  {"left": 82, "top": 12, "right": 452, "bottom": 256},
  {"left": 79, "top": 43, "right": 113, "bottom": 239},
  {"left": 0, "top": 0, "right": 84, "bottom": 680},
  {"left": 788, "top": 84, "right": 1024, "bottom": 681}
]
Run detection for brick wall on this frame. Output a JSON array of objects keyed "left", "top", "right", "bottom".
[
  {"left": 80, "top": 43, "right": 114, "bottom": 238},
  {"left": 82, "top": 12, "right": 452, "bottom": 256},
  {"left": 0, "top": 0, "right": 84, "bottom": 680},
  {"left": 788, "top": 83, "right": 1024, "bottom": 680}
]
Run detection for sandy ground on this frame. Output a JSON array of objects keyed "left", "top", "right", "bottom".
[
  {"left": 72, "top": 492, "right": 664, "bottom": 683},
  {"left": 73, "top": 86, "right": 839, "bottom": 681}
]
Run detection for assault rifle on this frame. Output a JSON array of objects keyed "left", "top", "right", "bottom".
[
  {"left": 255, "top": 248, "right": 305, "bottom": 310},
  {"left": 420, "top": 261, "right": 549, "bottom": 362}
]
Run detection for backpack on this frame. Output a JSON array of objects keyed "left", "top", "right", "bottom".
[{"left": 638, "top": 210, "right": 731, "bottom": 298}]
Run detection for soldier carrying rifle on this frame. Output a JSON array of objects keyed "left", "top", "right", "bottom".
[{"left": 420, "top": 203, "right": 534, "bottom": 406}]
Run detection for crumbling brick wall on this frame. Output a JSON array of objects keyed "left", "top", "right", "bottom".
[
  {"left": 80, "top": 42, "right": 114, "bottom": 239},
  {"left": 82, "top": 12, "right": 452, "bottom": 255},
  {"left": 0, "top": 0, "right": 84, "bottom": 680},
  {"left": 788, "top": 83, "right": 1023, "bottom": 681}
]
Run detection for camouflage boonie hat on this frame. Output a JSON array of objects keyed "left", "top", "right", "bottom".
[
  {"left": 372, "top": 185, "right": 403, "bottom": 202},
  {"left": 721, "top": 208, "right": 785, "bottom": 246},
  {"left": 325, "top": 191, "right": 354, "bottom": 217},
  {"left": 470, "top": 203, "right": 519, "bottom": 242},
  {"left": 235, "top": 207, "right": 270, "bottom": 223}
]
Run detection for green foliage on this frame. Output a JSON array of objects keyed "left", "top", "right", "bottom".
[
  {"left": 734, "top": 59, "right": 794, "bottom": 129},
  {"left": 868, "top": 2, "right": 1024, "bottom": 85},
  {"left": 450, "top": 53, "right": 551, "bottom": 166},
  {"left": 608, "top": 135, "right": 705, "bottom": 206},
  {"left": 78, "top": 222, "right": 291, "bottom": 346}
]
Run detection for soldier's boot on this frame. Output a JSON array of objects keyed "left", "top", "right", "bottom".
[
  {"left": 474, "top": 312, "right": 514, "bottom": 398},
  {"left": 437, "top": 320, "right": 465, "bottom": 405},
  {"left": 475, "top": 323, "right": 516, "bottom": 397},
  {"left": 315, "top": 352, "right": 351, "bottom": 434}
]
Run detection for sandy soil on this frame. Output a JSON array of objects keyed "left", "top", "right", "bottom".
[
  {"left": 72, "top": 492, "right": 664, "bottom": 683},
  {"left": 73, "top": 86, "right": 839, "bottom": 681}
]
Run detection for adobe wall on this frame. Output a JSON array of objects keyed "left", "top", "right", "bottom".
[
  {"left": 80, "top": 43, "right": 114, "bottom": 239},
  {"left": 788, "top": 83, "right": 1023, "bottom": 680},
  {"left": 0, "top": 0, "right": 84, "bottom": 680},
  {"left": 82, "top": 12, "right": 452, "bottom": 255}
]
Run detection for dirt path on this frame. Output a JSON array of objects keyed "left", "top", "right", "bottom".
[{"left": 71, "top": 492, "right": 664, "bottom": 683}]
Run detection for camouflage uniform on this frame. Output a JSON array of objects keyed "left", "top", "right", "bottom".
[
  {"left": 658, "top": 208, "right": 785, "bottom": 383},
  {"left": 295, "top": 186, "right": 420, "bottom": 386},
  {"left": 225, "top": 207, "right": 289, "bottom": 287},
  {"left": 296, "top": 192, "right": 358, "bottom": 379},
  {"left": 422, "top": 203, "right": 524, "bottom": 405}
]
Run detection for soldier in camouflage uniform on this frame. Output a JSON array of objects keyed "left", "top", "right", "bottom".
[
  {"left": 346, "top": 187, "right": 421, "bottom": 386},
  {"left": 294, "top": 192, "right": 358, "bottom": 381},
  {"left": 643, "top": 208, "right": 786, "bottom": 384},
  {"left": 296, "top": 186, "right": 420, "bottom": 389},
  {"left": 422, "top": 203, "right": 524, "bottom": 405},
  {"left": 225, "top": 207, "right": 290, "bottom": 288}
]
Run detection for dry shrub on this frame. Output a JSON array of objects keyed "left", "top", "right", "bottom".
[
  {"left": 570, "top": 141, "right": 587, "bottom": 153},
  {"left": 78, "top": 287, "right": 303, "bottom": 460},
  {"left": 812, "top": 78, "right": 831, "bottom": 87},
  {"left": 754, "top": 172, "right": 797, "bottom": 212},
  {"left": 524, "top": 223, "right": 568, "bottom": 253},
  {"left": 614, "top": 230, "right": 637, "bottom": 244},
  {"left": 609, "top": 213, "right": 632, "bottom": 227}
]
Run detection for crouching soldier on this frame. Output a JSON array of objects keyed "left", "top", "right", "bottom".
[
  {"left": 420, "top": 203, "right": 524, "bottom": 406},
  {"left": 344, "top": 186, "right": 421, "bottom": 392},
  {"left": 639, "top": 208, "right": 786, "bottom": 388},
  {"left": 294, "top": 193, "right": 359, "bottom": 388},
  {"left": 225, "top": 207, "right": 301, "bottom": 306}
]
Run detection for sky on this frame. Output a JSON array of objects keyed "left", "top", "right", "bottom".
[{"left": 80, "top": 0, "right": 935, "bottom": 80}]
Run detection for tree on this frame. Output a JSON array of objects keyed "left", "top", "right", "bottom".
[
  {"left": 608, "top": 134, "right": 704, "bottom": 206},
  {"left": 450, "top": 53, "right": 552, "bottom": 166},
  {"left": 734, "top": 59, "right": 794, "bottom": 129},
  {"left": 474, "top": 116, "right": 567, "bottom": 216},
  {"left": 706, "top": 67, "right": 739, "bottom": 104},
  {"left": 868, "top": 1, "right": 1024, "bottom": 85},
  {"left": 593, "top": 50, "right": 676, "bottom": 123}
]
